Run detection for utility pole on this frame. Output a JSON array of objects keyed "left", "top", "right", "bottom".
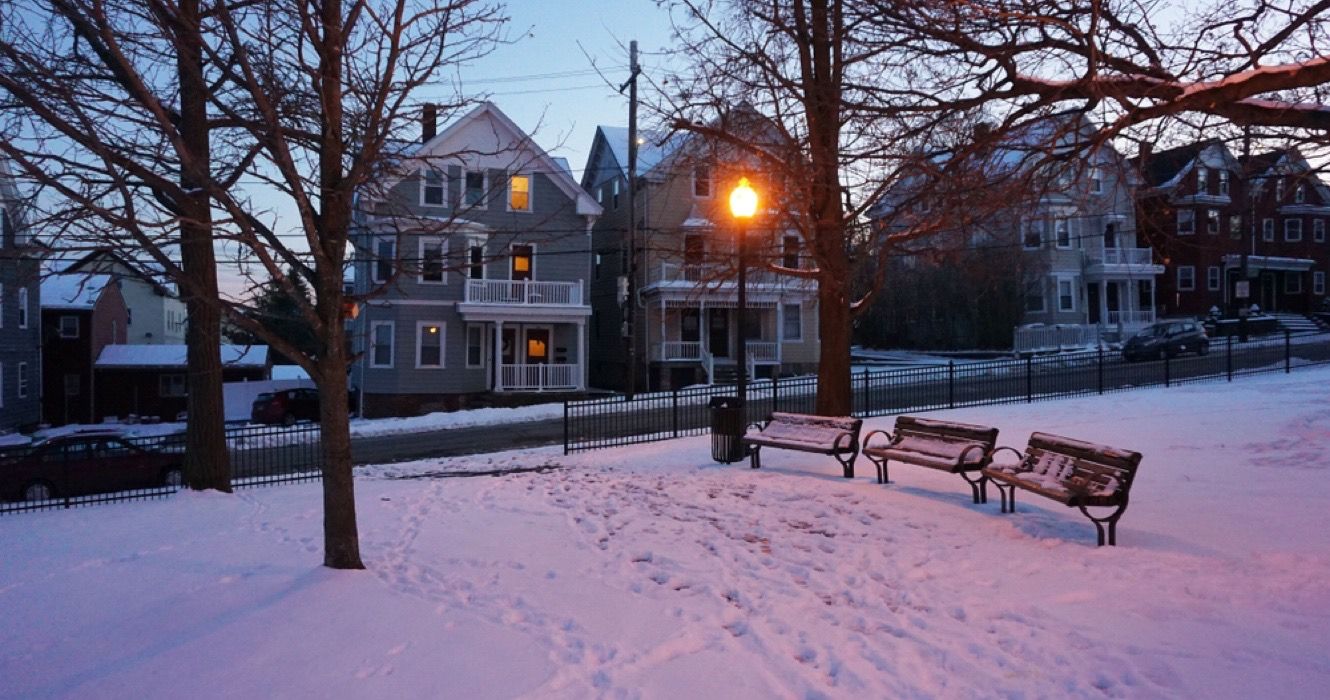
[{"left": 620, "top": 40, "right": 642, "bottom": 396}]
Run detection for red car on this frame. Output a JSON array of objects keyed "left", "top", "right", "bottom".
[
  {"left": 0, "top": 434, "right": 184, "bottom": 502},
  {"left": 251, "top": 388, "right": 321, "bottom": 426}
]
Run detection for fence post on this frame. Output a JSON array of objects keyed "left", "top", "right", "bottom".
[
  {"left": 1164, "top": 351, "right": 1171, "bottom": 388},
  {"left": 860, "top": 368, "right": 870, "bottom": 416},
  {"left": 1097, "top": 345, "right": 1104, "bottom": 395},
  {"left": 1226, "top": 335, "right": 1233, "bottom": 381},
  {"left": 1285, "top": 329, "right": 1292, "bottom": 373},
  {"left": 671, "top": 389, "right": 680, "bottom": 438},
  {"left": 563, "top": 400, "right": 570, "bottom": 455},
  {"left": 947, "top": 361, "right": 955, "bottom": 409},
  {"left": 772, "top": 373, "right": 780, "bottom": 413},
  {"left": 1025, "top": 355, "right": 1033, "bottom": 403}
]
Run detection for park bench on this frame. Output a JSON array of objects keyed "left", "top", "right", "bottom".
[
  {"left": 741, "top": 412, "right": 863, "bottom": 478},
  {"left": 861, "top": 416, "right": 999, "bottom": 504},
  {"left": 982, "top": 432, "right": 1143, "bottom": 546}
]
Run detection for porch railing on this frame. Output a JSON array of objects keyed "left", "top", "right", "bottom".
[
  {"left": 658, "top": 341, "right": 703, "bottom": 361},
  {"left": 1107, "top": 309, "right": 1155, "bottom": 327},
  {"left": 500, "top": 363, "right": 579, "bottom": 391},
  {"left": 747, "top": 342, "right": 780, "bottom": 363},
  {"left": 649, "top": 262, "right": 812, "bottom": 289},
  {"left": 1094, "top": 247, "right": 1154, "bottom": 266},
  {"left": 465, "top": 279, "right": 583, "bottom": 306},
  {"left": 1013, "top": 325, "right": 1102, "bottom": 353}
]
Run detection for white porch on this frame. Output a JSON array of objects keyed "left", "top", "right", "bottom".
[{"left": 650, "top": 300, "right": 788, "bottom": 384}]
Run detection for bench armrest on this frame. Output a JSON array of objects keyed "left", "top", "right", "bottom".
[
  {"left": 957, "top": 443, "right": 993, "bottom": 465},
  {"left": 862, "top": 429, "right": 895, "bottom": 450},
  {"left": 989, "top": 445, "right": 1026, "bottom": 470},
  {"left": 832, "top": 430, "right": 858, "bottom": 453}
]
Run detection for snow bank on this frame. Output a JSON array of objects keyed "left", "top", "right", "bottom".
[
  {"left": 349, "top": 402, "right": 564, "bottom": 437},
  {"left": 3, "top": 369, "right": 1330, "bottom": 698}
]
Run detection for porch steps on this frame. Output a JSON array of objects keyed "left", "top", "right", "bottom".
[
  {"left": 1270, "top": 312, "right": 1324, "bottom": 334},
  {"left": 709, "top": 365, "right": 739, "bottom": 385}
]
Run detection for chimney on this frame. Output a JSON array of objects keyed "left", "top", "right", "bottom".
[{"left": 421, "top": 103, "right": 437, "bottom": 143}]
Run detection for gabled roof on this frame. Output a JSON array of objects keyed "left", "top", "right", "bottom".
[
  {"left": 589, "top": 126, "right": 684, "bottom": 182},
  {"left": 96, "top": 344, "right": 270, "bottom": 369},
  {"left": 62, "top": 249, "right": 176, "bottom": 296},
  {"left": 42, "top": 264, "right": 114, "bottom": 310},
  {"left": 1132, "top": 141, "right": 1214, "bottom": 188}
]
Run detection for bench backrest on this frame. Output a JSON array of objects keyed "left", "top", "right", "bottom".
[
  {"left": 1023, "top": 432, "right": 1143, "bottom": 499},
  {"left": 895, "top": 416, "right": 998, "bottom": 447},
  {"left": 766, "top": 412, "right": 862, "bottom": 440}
]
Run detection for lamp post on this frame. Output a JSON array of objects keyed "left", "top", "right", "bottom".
[{"left": 729, "top": 177, "right": 758, "bottom": 405}]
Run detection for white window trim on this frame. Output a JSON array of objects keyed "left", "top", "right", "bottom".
[
  {"left": 1206, "top": 209, "right": 1220, "bottom": 235},
  {"left": 1285, "top": 218, "right": 1304, "bottom": 242},
  {"left": 417, "top": 236, "right": 447, "bottom": 285},
  {"left": 465, "top": 324, "right": 488, "bottom": 368},
  {"left": 1022, "top": 219, "right": 1043, "bottom": 250},
  {"left": 1207, "top": 266, "right": 1221, "bottom": 291},
  {"left": 692, "top": 166, "right": 712, "bottom": 199},
  {"left": 1196, "top": 165, "right": 1208, "bottom": 194},
  {"left": 462, "top": 170, "right": 488, "bottom": 208},
  {"left": 1177, "top": 209, "right": 1195, "bottom": 236},
  {"left": 1315, "top": 219, "right": 1326, "bottom": 243},
  {"left": 1089, "top": 167, "right": 1103, "bottom": 194},
  {"left": 369, "top": 321, "right": 395, "bottom": 369},
  {"left": 371, "top": 236, "right": 396, "bottom": 284},
  {"left": 510, "top": 242, "right": 536, "bottom": 281},
  {"left": 17, "top": 287, "right": 27, "bottom": 329},
  {"left": 611, "top": 178, "right": 621, "bottom": 210},
  {"left": 507, "top": 173, "right": 533, "bottom": 212},
  {"left": 1219, "top": 170, "right": 1230, "bottom": 196},
  {"left": 1054, "top": 274, "right": 1077, "bottom": 312},
  {"left": 17, "top": 362, "right": 27, "bottom": 399},
  {"left": 1262, "top": 218, "right": 1275, "bottom": 241},
  {"left": 1315, "top": 271, "right": 1326, "bottom": 296},
  {"left": 415, "top": 321, "right": 446, "bottom": 369},
  {"left": 1295, "top": 184, "right": 1307, "bottom": 204},
  {"left": 59, "top": 315, "right": 79, "bottom": 339},
  {"left": 1177, "top": 265, "right": 1196, "bottom": 292},
  {"left": 781, "top": 303, "right": 803, "bottom": 342},
  {"left": 1054, "top": 217, "right": 1072, "bottom": 249},
  {"left": 419, "top": 168, "right": 447, "bottom": 207},
  {"left": 466, "top": 235, "right": 488, "bottom": 280},
  {"left": 1286, "top": 273, "right": 1303, "bottom": 294}
]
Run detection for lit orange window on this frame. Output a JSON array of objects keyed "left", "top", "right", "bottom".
[
  {"left": 509, "top": 175, "right": 531, "bottom": 211},
  {"left": 527, "top": 337, "right": 547, "bottom": 359}
]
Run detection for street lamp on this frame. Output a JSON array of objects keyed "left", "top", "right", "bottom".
[{"left": 730, "top": 177, "right": 758, "bottom": 405}]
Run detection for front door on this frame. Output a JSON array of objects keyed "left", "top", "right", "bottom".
[
  {"left": 510, "top": 244, "right": 533, "bottom": 281},
  {"left": 525, "top": 328, "right": 550, "bottom": 365},
  {"left": 681, "top": 309, "right": 701, "bottom": 343},
  {"left": 708, "top": 309, "right": 730, "bottom": 358},
  {"left": 502, "top": 328, "right": 518, "bottom": 365},
  {"left": 1087, "top": 284, "right": 1101, "bottom": 324}
]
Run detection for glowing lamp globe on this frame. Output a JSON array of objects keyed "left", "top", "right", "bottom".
[{"left": 729, "top": 177, "right": 758, "bottom": 219}]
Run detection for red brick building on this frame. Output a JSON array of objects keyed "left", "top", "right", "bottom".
[{"left": 40, "top": 271, "right": 129, "bottom": 425}]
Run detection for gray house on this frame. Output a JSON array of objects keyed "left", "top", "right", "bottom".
[
  {"left": 63, "top": 250, "right": 186, "bottom": 345},
  {"left": 350, "top": 102, "right": 601, "bottom": 418},
  {"left": 0, "top": 158, "right": 41, "bottom": 434}
]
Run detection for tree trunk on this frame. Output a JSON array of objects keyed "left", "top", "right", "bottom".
[
  {"left": 178, "top": 0, "right": 231, "bottom": 492},
  {"left": 315, "top": 326, "right": 364, "bottom": 570},
  {"left": 815, "top": 266, "right": 853, "bottom": 416}
]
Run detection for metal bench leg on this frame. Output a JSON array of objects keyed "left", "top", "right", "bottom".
[
  {"left": 749, "top": 446, "right": 762, "bottom": 470},
  {"left": 959, "top": 471, "right": 988, "bottom": 505},
  {"left": 1078, "top": 503, "right": 1127, "bottom": 547},
  {"left": 994, "top": 483, "right": 1015, "bottom": 513},
  {"left": 836, "top": 451, "right": 857, "bottom": 479}
]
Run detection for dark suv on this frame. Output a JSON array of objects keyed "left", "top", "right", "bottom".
[
  {"left": 251, "top": 388, "right": 320, "bottom": 426},
  {"left": 1122, "top": 320, "right": 1209, "bottom": 361}
]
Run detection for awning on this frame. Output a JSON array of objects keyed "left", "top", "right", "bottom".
[{"left": 1222, "top": 254, "right": 1315, "bottom": 274}]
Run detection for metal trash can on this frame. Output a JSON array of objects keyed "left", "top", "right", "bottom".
[{"left": 710, "top": 396, "right": 746, "bottom": 463}]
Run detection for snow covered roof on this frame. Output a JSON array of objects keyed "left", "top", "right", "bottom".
[
  {"left": 595, "top": 126, "right": 684, "bottom": 179},
  {"left": 96, "top": 344, "right": 270, "bottom": 369},
  {"left": 42, "top": 270, "right": 114, "bottom": 310}
]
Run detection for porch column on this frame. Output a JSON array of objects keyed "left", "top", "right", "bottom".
[
  {"left": 1099, "top": 279, "right": 1108, "bottom": 327},
  {"left": 493, "top": 320, "right": 504, "bottom": 392},
  {"left": 1150, "top": 278, "right": 1156, "bottom": 321},
  {"left": 576, "top": 318, "right": 587, "bottom": 390}
]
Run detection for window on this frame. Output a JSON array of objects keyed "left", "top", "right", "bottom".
[
  {"left": 782, "top": 236, "right": 800, "bottom": 269},
  {"left": 1056, "top": 277, "right": 1076, "bottom": 311},
  {"left": 1177, "top": 209, "right": 1195, "bottom": 235},
  {"left": 594, "top": 254, "right": 602, "bottom": 280},
  {"left": 1316, "top": 219, "right": 1326, "bottom": 243},
  {"left": 508, "top": 174, "right": 531, "bottom": 211},
  {"left": 63, "top": 374, "right": 80, "bottom": 397},
  {"left": 612, "top": 179, "right": 621, "bottom": 210},
  {"left": 1196, "top": 166, "right": 1208, "bottom": 194},
  {"left": 1286, "top": 218, "right": 1304, "bottom": 242},
  {"left": 1023, "top": 219, "right": 1043, "bottom": 249},
  {"left": 510, "top": 244, "right": 533, "bottom": 280},
  {"left": 1286, "top": 273, "right": 1303, "bottom": 294},
  {"left": 526, "top": 330, "right": 549, "bottom": 362},
  {"left": 1316, "top": 271, "right": 1326, "bottom": 296},
  {"left": 1206, "top": 209, "right": 1220, "bottom": 235},
  {"left": 1229, "top": 215, "right": 1243, "bottom": 240},
  {"left": 1219, "top": 170, "right": 1230, "bottom": 196},
  {"left": 595, "top": 185, "right": 603, "bottom": 205},
  {"left": 466, "top": 324, "right": 486, "bottom": 368},
  {"left": 782, "top": 303, "right": 802, "bottom": 341},
  {"left": 19, "top": 287, "right": 29, "bottom": 328},
  {"left": 419, "top": 238, "right": 445, "bottom": 284},
  {"left": 464, "top": 171, "right": 486, "bottom": 207},
  {"left": 372, "top": 237, "right": 395, "bottom": 283},
  {"left": 59, "top": 315, "right": 79, "bottom": 339},
  {"left": 16, "top": 363, "right": 26, "bottom": 399},
  {"left": 683, "top": 234, "right": 705, "bottom": 265},
  {"left": 1295, "top": 183, "right": 1306, "bottom": 204},
  {"left": 1089, "top": 167, "right": 1103, "bottom": 194},
  {"left": 692, "top": 166, "right": 711, "bottom": 198},
  {"left": 1054, "top": 218, "right": 1071, "bottom": 248},
  {"left": 1262, "top": 218, "right": 1275, "bottom": 242},
  {"left": 1207, "top": 266, "right": 1221, "bottom": 291},
  {"left": 416, "top": 322, "right": 444, "bottom": 368},
  {"left": 1177, "top": 265, "right": 1196, "bottom": 291},
  {"left": 420, "top": 169, "right": 445, "bottom": 206},
  {"left": 370, "top": 321, "right": 394, "bottom": 368},
  {"left": 159, "top": 374, "right": 186, "bottom": 398},
  {"left": 1024, "top": 278, "right": 1045, "bottom": 312},
  {"left": 467, "top": 240, "right": 485, "bottom": 279},
  {"left": 1276, "top": 179, "right": 1285, "bottom": 202}
]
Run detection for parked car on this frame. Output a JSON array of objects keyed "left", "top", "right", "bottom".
[
  {"left": 0, "top": 434, "right": 183, "bottom": 502},
  {"left": 1122, "top": 320, "right": 1209, "bottom": 361},
  {"left": 251, "top": 388, "right": 320, "bottom": 426}
]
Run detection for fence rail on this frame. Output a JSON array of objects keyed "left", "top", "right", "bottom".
[
  {"left": 1, "top": 422, "right": 323, "bottom": 516},
  {"left": 564, "top": 329, "right": 1330, "bottom": 453}
]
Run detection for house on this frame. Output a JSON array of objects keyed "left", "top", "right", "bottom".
[
  {"left": 94, "top": 344, "right": 270, "bottom": 422},
  {"left": 1135, "top": 142, "right": 1329, "bottom": 321},
  {"left": 62, "top": 249, "right": 187, "bottom": 344},
  {"left": 40, "top": 270, "right": 129, "bottom": 425},
  {"left": 349, "top": 102, "right": 602, "bottom": 418},
  {"left": 581, "top": 112, "right": 820, "bottom": 391},
  {"left": 0, "top": 158, "right": 42, "bottom": 433},
  {"left": 868, "top": 116, "right": 1161, "bottom": 352}
]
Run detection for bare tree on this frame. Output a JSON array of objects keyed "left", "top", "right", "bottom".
[{"left": 0, "top": 0, "right": 505, "bottom": 569}]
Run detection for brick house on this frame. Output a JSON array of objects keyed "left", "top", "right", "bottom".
[{"left": 40, "top": 270, "right": 129, "bottom": 425}]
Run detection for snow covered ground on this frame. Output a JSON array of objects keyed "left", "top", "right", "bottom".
[{"left": 3, "top": 370, "right": 1330, "bottom": 698}]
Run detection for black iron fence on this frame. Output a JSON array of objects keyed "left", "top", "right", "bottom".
[
  {"left": 0, "top": 422, "right": 322, "bottom": 515},
  {"left": 565, "top": 329, "right": 1330, "bottom": 453}
]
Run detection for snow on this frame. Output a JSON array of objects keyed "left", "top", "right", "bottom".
[
  {"left": 4, "top": 369, "right": 1330, "bottom": 697},
  {"left": 95, "top": 344, "right": 269, "bottom": 369},
  {"left": 348, "top": 402, "right": 565, "bottom": 437},
  {"left": 41, "top": 271, "right": 113, "bottom": 309}
]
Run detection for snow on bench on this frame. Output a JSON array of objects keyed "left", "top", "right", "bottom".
[
  {"left": 982, "top": 432, "right": 1143, "bottom": 546},
  {"left": 741, "top": 412, "right": 862, "bottom": 478},
  {"left": 861, "top": 416, "right": 999, "bottom": 504}
]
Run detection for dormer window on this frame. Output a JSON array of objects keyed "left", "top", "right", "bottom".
[
  {"left": 612, "top": 179, "right": 621, "bottom": 210},
  {"left": 508, "top": 174, "right": 531, "bottom": 211},
  {"left": 1295, "top": 183, "right": 1307, "bottom": 204},
  {"left": 1089, "top": 167, "right": 1103, "bottom": 195},
  {"left": 692, "top": 166, "right": 711, "bottom": 198},
  {"left": 421, "top": 169, "right": 445, "bottom": 206},
  {"left": 1276, "top": 179, "right": 1285, "bottom": 202},
  {"left": 1218, "top": 171, "right": 1230, "bottom": 196},
  {"left": 464, "top": 171, "right": 486, "bottom": 207},
  {"left": 1196, "top": 166, "right": 1208, "bottom": 194}
]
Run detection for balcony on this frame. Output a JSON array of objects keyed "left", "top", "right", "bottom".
[
  {"left": 642, "top": 262, "right": 815, "bottom": 294},
  {"left": 1085, "top": 247, "right": 1164, "bottom": 279},
  {"left": 465, "top": 279, "right": 582, "bottom": 306},
  {"left": 499, "top": 363, "right": 579, "bottom": 391},
  {"left": 1107, "top": 310, "right": 1155, "bottom": 327}
]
